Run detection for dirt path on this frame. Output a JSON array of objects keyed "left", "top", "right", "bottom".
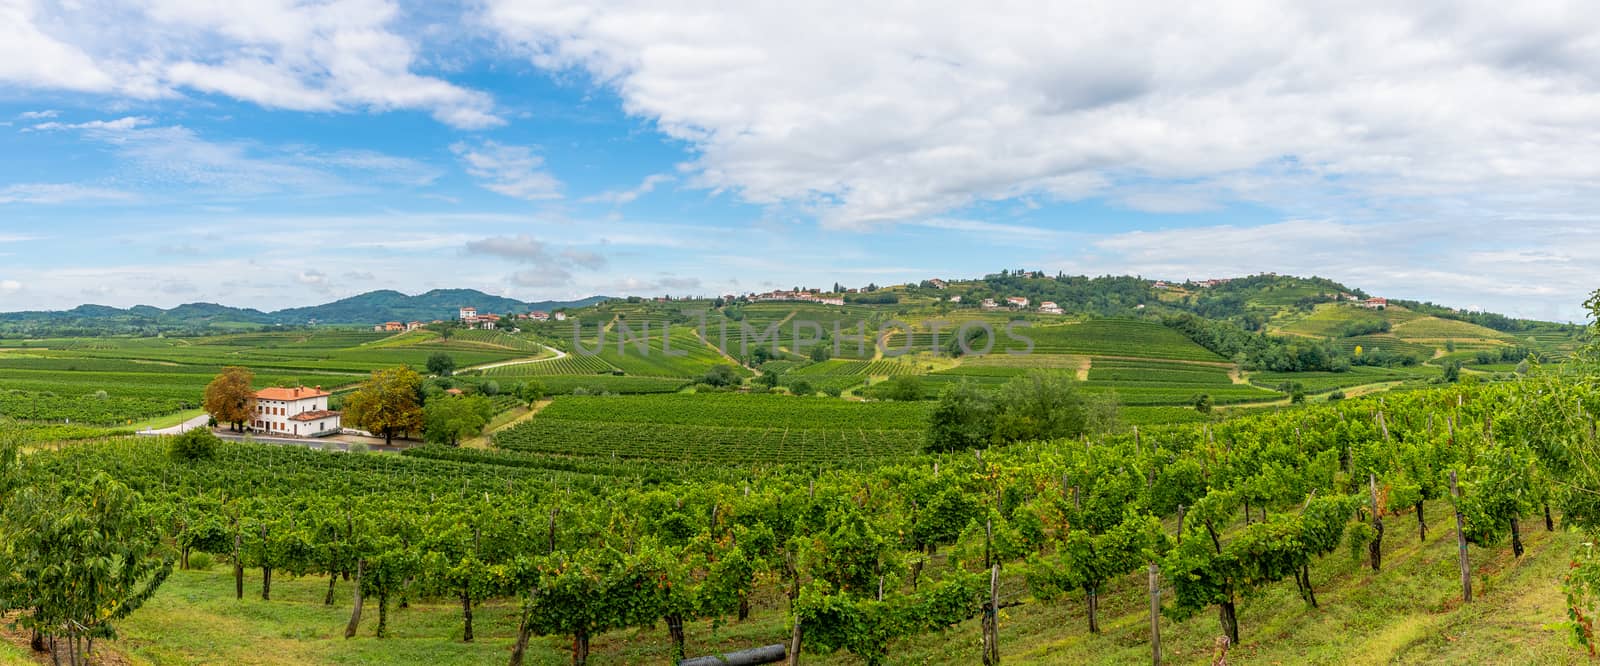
[
  {"left": 1075, "top": 356, "right": 1091, "bottom": 381},
  {"left": 462, "top": 400, "right": 551, "bottom": 449}
]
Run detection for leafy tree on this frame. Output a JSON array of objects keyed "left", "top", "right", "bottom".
[
  {"left": 202, "top": 366, "right": 256, "bottom": 432},
  {"left": 699, "top": 364, "right": 740, "bottom": 387},
  {"left": 788, "top": 379, "right": 815, "bottom": 396},
  {"left": 344, "top": 366, "right": 425, "bottom": 446},
  {"left": 168, "top": 428, "right": 221, "bottom": 462},
  {"left": 1193, "top": 393, "right": 1214, "bottom": 413},
  {"left": 876, "top": 375, "right": 925, "bottom": 401},
  {"left": 423, "top": 395, "right": 495, "bottom": 446},
  {"left": 0, "top": 474, "right": 173, "bottom": 664},
  {"left": 991, "top": 371, "right": 1111, "bottom": 443},
  {"left": 514, "top": 380, "right": 546, "bottom": 406},
  {"left": 926, "top": 381, "right": 995, "bottom": 452},
  {"left": 426, "top": 353, "right": 457, "bottom": 377}
]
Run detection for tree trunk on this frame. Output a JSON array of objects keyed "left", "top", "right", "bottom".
[
  {"left": 1300, "top": 565, "right": 1318, "bottom": 608},
  {"left": 667, "top": 614, "right": 686, "bottom": 661},
  {"left": 1545, "top": 503, "right": 1556, "bottom": 531},
  {"left": 982, "top": 564, "right": 1000, "bottom": 665},
  {"left": 462, "top": 589, "right": 474, "bottom": 642},
  {"left": 344, "top": 559, "right": 364, "bottom": 639},
  {"left": 1416, "top": 501, "right": 1427, "bottom": 542},
  {"left": 1086, "top": 585, "right": 1100, "bottom": 634},
  {"left": 377, "top": 591, "right": 389, "bottom": 638},
  {"left": 262, "top": 565, "right": 272, "bottom": 601},
  {"left": 30, "top": 628, "right": 43, "bottom": 652},
  {"left": 1219, "top": 596, "right": 1240, "bottom": 647},
  {"left": 572, "top": 628, "right": 591, "bottom": 666},
  {"left": 385, "top": 430, "right": 393, "bottom": 446},
  {"left": 181, "top": 546, "right": 190, "bottom": 570},
  {"left": 509, "top": 603, "right": 534, "bottom": 666},
  {"left": 739, "top": 591, "right": 751, "bottom": 621},
  {"left": 1510, "top": 516, "right": 1524, "bottom": 558},
  {"left": 325, "top": 573, "right": 338, "bottom": 605}
]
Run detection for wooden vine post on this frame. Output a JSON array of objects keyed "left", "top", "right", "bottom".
[
  {"left": 1368, "top": 473, "right": 1384, "bottom": 572},
  {"left": 1450, "top": 471, "right": 1472, "bottom": 602},
  {"left": 1149, "top": 562, "right": 1162, "bottom": 665},
  {"left": 982, "top": 563, "right": 1000, "bottom": 665}
]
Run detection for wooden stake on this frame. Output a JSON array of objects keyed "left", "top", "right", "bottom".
[
  {"left": 1450, "top": 471, "right": 1472, "bottom": 603},
  {"left": 1149, "top": 563, "right": 1162, "bottom": 666}
]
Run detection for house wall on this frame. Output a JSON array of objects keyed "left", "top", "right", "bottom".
[{"left": 253, "top": 395, "right": 330, "bottom": 434}]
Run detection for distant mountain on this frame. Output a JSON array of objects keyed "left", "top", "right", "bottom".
[
  {"left": 0, "top": 289, "right": 611, "bottom": 335},
  {"left": 274, "top": 289, "right": 606, "bottom": 324}
]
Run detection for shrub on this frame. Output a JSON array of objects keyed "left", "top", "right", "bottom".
[
  {"left": 168, "top": 428, "right": 221, "bottom": 462},
  {"left": 788, "top": 379, "right": 815, "bottom": 396},
  {"left": 187, "top": 552, "right": 215, "bottom": 571}
]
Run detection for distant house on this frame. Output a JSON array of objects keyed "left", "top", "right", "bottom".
[
  {"left": 1362, "top": 297, "right": 1388, "bottom": 310},
  {"left": 459, "top": 306, "right": 477, "bottom": 321},
  {"left": 928, "top": 278, "right": 948, "bottom": 289},
  {"left": 372, "top": 324, "right": 384, "bottom": 332},
  {"left": 530, "top": 311, "right": 550, "bottom": 322},
  {"left": 1039, "top": 301, "right": 1063, "bottom": 315},
  {"left": 383, "top": 321, "right": 403, "bottom": 331},
  {"left": 948, "top": 295, "right": 962, "bottom": 303},
  {"left": 1153, "top": 280, "right": 1169, "bottom": 289},
  {"left": 553, "top": 312, "right": 567, "bottom": 321},
  {"left": 249, "top": 386, "right": 340, "bottom": 438},
  {"left": 444, "top": 388, "right": 465, "bottom": 396},
  {"left": 406, "top": 321, "right": 423, "bottom": 331},
  {"left": 1005, "top": 296, "right": 1029, "bottom": 308},
  {"left": 980, "top": 298, "right": 998, "bottom": 310}
]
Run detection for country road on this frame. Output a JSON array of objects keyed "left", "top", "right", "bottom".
[{"left": 462, "top": 342, "right": 567, "bottom": 372}]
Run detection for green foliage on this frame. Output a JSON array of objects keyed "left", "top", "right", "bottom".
[
  {"left": 168, "top": 428, "right": 221, "bottom": 462},
  {"left": 423, "top": 395, "right": 495, "bottom": 446},
  {"left": 426, "top": 352, "right": 456, "bottom": 377}
]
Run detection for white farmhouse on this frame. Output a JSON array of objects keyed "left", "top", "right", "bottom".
[
  {"left": 251, "top": 386, "right": 341, "bottom": 438},
  {"left": 459, "top": 306, "right": 478, "bottom": 321}
]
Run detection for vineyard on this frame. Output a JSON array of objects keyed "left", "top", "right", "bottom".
[
  {"left": 1020, "top": 320, "right": 1226, "bottom": 361},
  {"left": 2, "top": 371, "right": 1595, "bottom": 664}
]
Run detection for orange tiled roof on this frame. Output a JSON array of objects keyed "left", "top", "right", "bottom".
[
  {"left": 256, "top": 387, "right": 330, "bottom": 401},
  {"left": 288, "top": 409, "right": 341, "bottom": 422}
]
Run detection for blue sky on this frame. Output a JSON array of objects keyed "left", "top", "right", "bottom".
[{"left": 3, "top": 2, "right": 1599, "bottom": 322}]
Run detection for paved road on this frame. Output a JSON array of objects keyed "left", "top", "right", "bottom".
[
  {"left": 463, "top": 343, "right": 567, "bottom": 372},
  {"left": 140, "top": 413, "right": 212, "bottom": 435},
  {"left": 137, "top": 421, "right": 413, "bottom": 454}
]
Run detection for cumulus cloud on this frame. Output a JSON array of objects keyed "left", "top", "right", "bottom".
[
  {"left": 296, "top": 269, "right": 329, "bottom": 288},
  {"left": 451, "top": 141, "right": 562, "bottom": 201},
  {"left": 465, "top": 234, "right": 607, "bottom": 290},
  {"left": 17, "top": 109, "right": 58, "bottom": 120},
  {"left": 2, "top": 0, "right": 500, "bottom": 128},
  {"left": 481, "top": 1, "right": 1600, "bottom": 227},
  {"left": 0, "top": 279, "right": 21, "bottom": 294}
]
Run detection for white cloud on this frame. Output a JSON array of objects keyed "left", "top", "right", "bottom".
[
  {"left": 17, "top": 110, "right": 58, "bottom": 120},
  {"left": 482, "top": 1, "right": 1600, "bottom": 228},
  {"left": 26, "top": 116, "right": 152, "bottom": 132},
  {"left": 0, "top": 183, "right": 132, "bottom": 205},
  {"left": 0, "top": 280, "right": 21, "bottom": 294},
  {"left": 2, "top": 0, "right": 500, "bottom": 129},
  {"left": 451, "top": 141, "right": 562, "bottom": 200},
  {"left": 582, "top": 173, "right": 673, "bottom": 205},
  {"left": 40, "top": 119, "right": 438, "bottom": 198}
]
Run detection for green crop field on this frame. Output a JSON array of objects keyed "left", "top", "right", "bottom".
[
  {"left": 1250, "top": 365, "right": 1433, "bottom": 393},
  {"left": 595, "top": 326, "right": 740, "bottom": 377},
  {"left": 1389, "top": 316, "right": 1516, "bottom": 340},
  {"left": 1332, "top": 335, "right": 1437, "bottom": 360},
  {"left": 1085, "top": 359, "right": 1233, "bottom": 384},
  {"left": 494, "top": 393, "right": 930, "bottom": 463},
  {"left": 1014, "top": 320, "right": 1225, "bottom": 361},
  {"left": 478, "top": 353, "right": 616, "bottom": 376},
  {"left": 533, "top": 375, "right": 689, "bottom": 395}
]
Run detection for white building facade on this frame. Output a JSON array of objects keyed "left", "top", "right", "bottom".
[{"left": 252, "top": 386, "right": 341, "bottom": 437}]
